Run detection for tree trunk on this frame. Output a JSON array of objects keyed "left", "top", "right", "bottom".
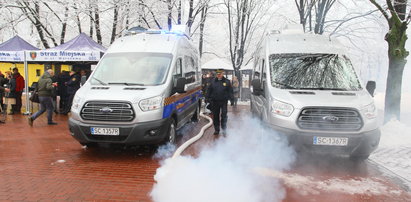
[
  {"left": 60, "top": 6, "right": 69, "bottom": 44},
  {"left": 384, "top": 19, "right": 408, "bottom": 122},
  {"left": 73, "top": 3, "right": 82, "bottom": 34},
  {"left": 111, "top": 3, "right": 119, "bottom": 44},
  {"left": 198, "top": 5, "right": 208, "bottom": 57},
  {"left": 167, "top": 0, "right": 173, "bottom": 30},
  {"left": 187, "top": 0, "right": 194, "bottom": 33},
  {"left": 177, "top": 0, "right": 182, "bottom": 25},
  {"left": 89, "top": 1, "right": 94, "bottom": 37},
  {"left": 94, "top": 5, "right": 102, "bottom": 44},
  {"left": 385, "top": 58, "right": 406, "bottom": 122}
]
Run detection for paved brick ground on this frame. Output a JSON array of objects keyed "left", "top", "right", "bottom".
[{"left": 1, "top": 104, "right": 410, "bottom": 201}]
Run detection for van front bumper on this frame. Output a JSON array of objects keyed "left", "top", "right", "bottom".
[
  {"left": 268, "top": 124, "right": 381, "bottom": 157},
  {"left": 68, "top": 118, "right": 170, "bottom": 145}
]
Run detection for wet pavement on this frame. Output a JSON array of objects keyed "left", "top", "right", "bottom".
[{"left": 0, "top": 105, "right": 410, "bottom": 201}]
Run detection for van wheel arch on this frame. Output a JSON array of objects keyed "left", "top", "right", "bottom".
[{"left": 164, "top": 115, "right": 177, "bottom": 145}]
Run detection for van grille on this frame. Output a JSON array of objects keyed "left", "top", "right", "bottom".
[
  {"left": 80, "top": 101, "right": 135, "bottom": 122},
  {"left": 297, "top": 107, "right": 363, "bottom": 131}
]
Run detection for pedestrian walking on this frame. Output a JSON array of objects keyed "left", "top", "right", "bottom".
[
  {"left": 62, "top": 70, "right": 80, "bottom": 115},
  {"left": 206, "top": 69, "right": 234, "bottom": 135},
  {"left": 28, "top": 69, "right": 58, "bottom": 126},
  {"left": 10, "top": 68, "right": 25, "bottom": 114}
]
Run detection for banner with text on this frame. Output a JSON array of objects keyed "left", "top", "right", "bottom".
[
  {"left": 0, "top": 51, "right": 25, "bottom": 62},
  {"left": 26, "top": 50, "right": 101, "bottom": 62}
]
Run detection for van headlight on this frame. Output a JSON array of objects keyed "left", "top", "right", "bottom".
[
  {"left": 271, "top": 100, "right": 294, "bottom": 117},
  {"left": 139, "top": 96, "right": 163, "bottom": 111},
  {"left": 362, "top": 102, "right": 377, "bottom": 119},
  {"left": 71, "top": 94, "right": 83, "bottom": 110}
]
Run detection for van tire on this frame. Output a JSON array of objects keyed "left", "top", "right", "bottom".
[
  {"left": 165, "top": 119, "right": 177, "bottom": 144},
  {"left": 191, "top": 103, "right": 200, "bottom": 122}
]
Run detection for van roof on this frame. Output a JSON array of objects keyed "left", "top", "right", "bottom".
[
  {"left": 266, "top": 32, "right": 346, "bottom": 55},
  {"left": 106, "top": 33, "right": 190, "bottom": 54}
]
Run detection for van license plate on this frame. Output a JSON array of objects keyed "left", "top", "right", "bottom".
[
  {"left": 313, "top": 136, "right": 348, "bottom": 146},
  {"left": 91, "top": 127, "right": 120, "bottom": 136}
]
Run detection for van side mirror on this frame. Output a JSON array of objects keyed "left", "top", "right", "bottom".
[
  {"left": 174, "top": 77, "right": 186, "bottom": 93},
  {"left": 251, "top": 79, "right": 262, "bottom": 96},
  {"left": 366, "top": 81, "right": 376, "bottom": 97}
]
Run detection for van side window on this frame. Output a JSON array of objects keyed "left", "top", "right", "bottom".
[
  {"left": 173, "top": 58, "right": 183, "bottom": 87},
  {"left": 184, "top": 56, "right": 197, "bottom": 84}
]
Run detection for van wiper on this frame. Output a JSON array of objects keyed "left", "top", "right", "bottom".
[
  {"left": 272, "top": 81, "right": 297, "bottom": 89},
  {"left": 298, "top": 87, "right": 348, "bottom": 91},
  {"left": 108, "top": 82, "right": 145, "bottom": 86},
  {"left": 92, "top": 77, "right": 107, "bottom": 85}
]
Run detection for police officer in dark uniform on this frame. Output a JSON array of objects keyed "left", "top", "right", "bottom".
[
  {"left": 62, "top": 70, "right": 80, "bottom": 115},
  {"left": 206, "top": 69, "right": 234, "bottom": 135}
]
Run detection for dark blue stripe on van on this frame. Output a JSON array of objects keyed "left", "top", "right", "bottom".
[{"left": 162, "top": 89, "right": 202, "bottom": 119}]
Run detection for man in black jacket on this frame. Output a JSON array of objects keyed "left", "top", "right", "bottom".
[
  {"left": 62, "top": 70, "right": 80, "bottom": 115},
  {"left": 206, "top": 69, "right": 234, "bottom": 135}
]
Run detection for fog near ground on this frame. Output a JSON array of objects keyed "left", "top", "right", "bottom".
[{"left": 150, "top": 117, "right": 296, "bottom": 202}]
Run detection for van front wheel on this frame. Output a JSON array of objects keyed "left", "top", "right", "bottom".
[
  {"left": 166, "top": 119, "right": 177, "bottom": 144},
  {"left": 191, "top": 103, "right": 200, "bottom": 122}
]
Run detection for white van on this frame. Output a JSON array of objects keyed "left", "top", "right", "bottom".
[
  {"left": 250, "top": 26, "right": 380, "bottom": 159},
  {"left": 69, "top": 26, "right": 202, "bottom": 147}
]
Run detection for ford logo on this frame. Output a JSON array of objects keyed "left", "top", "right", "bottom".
[
  {"left": 322, "top": 116, "right": 339, "bottom": 122},
  {"left": 99, "top": 107, "right": 113, "bottom": 113}
]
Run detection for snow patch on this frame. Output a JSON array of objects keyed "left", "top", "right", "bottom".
[{"left": 255, "top": 167, "right": 403, "bottom": 196}]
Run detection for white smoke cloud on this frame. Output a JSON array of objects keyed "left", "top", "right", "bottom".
[{"left": 151, "top": 117, "right": 296, "bottom": 202}]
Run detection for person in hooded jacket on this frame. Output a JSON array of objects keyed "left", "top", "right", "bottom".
[
  {"left": 206, "top": 69, "right": 234, "bottom": 135},
  {"left": 28, "top": 69, "right": 58, "bottom": 126}
]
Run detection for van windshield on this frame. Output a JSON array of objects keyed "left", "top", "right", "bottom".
[
  {"left": 269, "top": 54, "right": 362, "bottom": 91},
  {"left": 90, "top": 52, "right": 172, "bottom": 86}
]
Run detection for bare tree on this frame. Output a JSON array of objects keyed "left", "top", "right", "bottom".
[
  {"left": 314, "top": 0, "right": 337, "bottom": 34},
  {"left": 110, "top": 0, "right": 120, "bottom": 44},
  {"left": 16, "top": 0, "right": 59, "bottom": 48},
  {"left": 295, "top": 0, "right": 337, "bottom": 34},
  {"left": 369, "top": 0, "right": 410, "bottom": 122},
  {"left": 295, "top": 0, "right": 316, "bottom": 31},
  {"left": 225, "top": 0, "right": 271, "bottom": 75}
]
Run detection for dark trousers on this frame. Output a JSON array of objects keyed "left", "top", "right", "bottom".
[
  {"left": 12, "top": 91, "right": 23, "bottom": 112},
  {"left": 60, "top": 95, "right": 69, "bottom": 113},
  {"left": 211, "top": 100, "right": 228, "bottom": 132},
  {"left": 64, "top": 93, "right": 75, "bottom": 113},
  {"left": 31, "top": 96, "right": 54, "bottom": 123}
]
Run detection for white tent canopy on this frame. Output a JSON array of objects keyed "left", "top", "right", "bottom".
[
  {"left": 202, "top": 58, "right": 233, "bottom": 70},
  {"left": 241, "top": 63, "right": 253, "bottom": 71}
]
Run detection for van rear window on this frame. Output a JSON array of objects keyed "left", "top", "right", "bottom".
[{"left": 269, "top": 54, "right": 362, "bottom": 91}]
